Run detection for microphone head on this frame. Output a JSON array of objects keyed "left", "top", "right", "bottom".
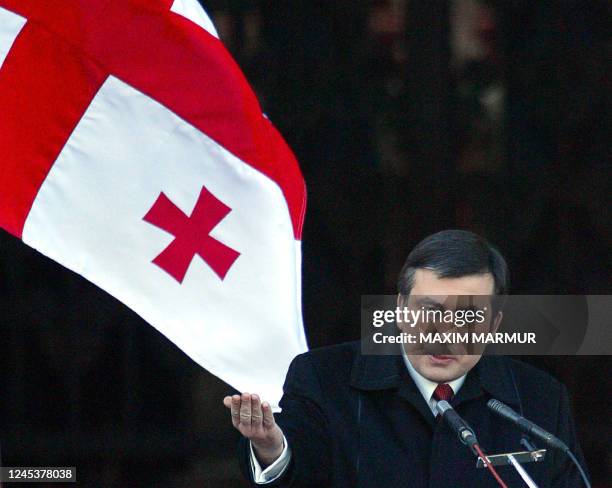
[
  {"left": 436, "top": 400, "right": 452, "bottom": 416},
  {"left": 487, "top": 398, "right": 516, "bottom": 422},
  {"left": 487, "top": 398, "right": 505, "bottom": 413}
]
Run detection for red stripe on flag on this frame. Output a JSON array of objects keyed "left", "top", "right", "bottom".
[
  {"left": 0, "top": 22, "right": 107, "bottom": 237},
  {"left": 1, "top": 0, "right": 306, "bottom": 238}
]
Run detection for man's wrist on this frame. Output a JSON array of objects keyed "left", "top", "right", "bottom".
[{"left": 252, "top": 437, "right": 285, "bottom": 467}]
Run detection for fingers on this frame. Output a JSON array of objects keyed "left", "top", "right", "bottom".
[
  {"left": 224, "top": 393, "right": 273, "bottom": 433},
  {"left": 251, "top": 394, "right": 263, "bottom": 429},
  {"left": 230, "top": 394, "right": 241, "bottom": 427},
  {"left": 239, "top": 392, "right": 252, "bottom": 426},
  {"left": 262, "top": 401, "right": 275, "bottom": 428}
]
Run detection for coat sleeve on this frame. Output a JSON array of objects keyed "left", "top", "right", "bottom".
[
  {"left": 550, "top": 384, "right": 590, "bottom": 488},
  {"left": 238, "top": 352, "right": 332, "bottom": 487}
]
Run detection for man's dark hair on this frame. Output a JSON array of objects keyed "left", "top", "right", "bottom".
[{"left": 397, "top": 229, "right": 509, "bottom": 296}]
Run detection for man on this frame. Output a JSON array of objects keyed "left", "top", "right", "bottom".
[{"left": 223, "top": 230, "right": 587, "bottom": 487}]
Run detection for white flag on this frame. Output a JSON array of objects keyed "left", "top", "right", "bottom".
[{"left": 0, "top": 0, "right": 308, "bottom": 406}]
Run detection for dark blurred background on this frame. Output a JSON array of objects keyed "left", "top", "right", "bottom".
[{"left": 0, "top": 0, "right": 610, "bottom": 486}]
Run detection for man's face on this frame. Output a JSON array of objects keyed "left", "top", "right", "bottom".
[{"left": 399, "top": 268, "right": 501, "bottom": 383}]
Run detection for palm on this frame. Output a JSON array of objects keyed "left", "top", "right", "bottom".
[{"left": 223, "top": 392, "right": 284, "bottom": 466}]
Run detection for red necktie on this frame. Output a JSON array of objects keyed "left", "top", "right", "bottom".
[
  {"left": 433, "top": 384, "right": 454, "bottom": 419},
  {"left": 433, "top": 383, "right": 454, "bottom": 403}
]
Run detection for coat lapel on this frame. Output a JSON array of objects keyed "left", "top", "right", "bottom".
[
  {"left": 469, "top": 356, "right": 522, "bottom": 409},
  {"left": 349, "top": 353, "right": 436, "bottom": 428}
]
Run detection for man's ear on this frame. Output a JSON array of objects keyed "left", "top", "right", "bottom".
[
  {"left": 491, "top": 311, "right": 503, "bottom": 333},
  {"left": 396, "top": 293, "right": 407, "bottom": 332}
]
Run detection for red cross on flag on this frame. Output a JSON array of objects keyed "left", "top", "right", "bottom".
[{"left": 0, "top": 0, "right": 308, "bottom": 406}]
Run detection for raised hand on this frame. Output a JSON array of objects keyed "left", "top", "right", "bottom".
[{"left": 223, "top": 392, "right": 285, "bottom": 467}]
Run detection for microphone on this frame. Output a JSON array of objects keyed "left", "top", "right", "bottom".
[
  {"left": 487, "top": 399, "right": 568, "bottom": 451},
  {"left": 438, "top": 401, "right": 510, "bottom": 488},
  {"left": 488, "top": 399, "right": 592, "bottom": 488},
  {"left": 436, "top": 400, "right": 479, "bottom": 455}
]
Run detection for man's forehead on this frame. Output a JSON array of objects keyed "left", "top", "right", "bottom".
[{"left": 410, "top": 268, "right": 496, "bottom": 296}]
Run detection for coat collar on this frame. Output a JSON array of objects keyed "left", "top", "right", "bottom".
[
  {"left": 349, "top": 353, "right": 404, "bottom": 391},
  {"left": 349, "top": 352, "right": 521, "bottom": 412}
]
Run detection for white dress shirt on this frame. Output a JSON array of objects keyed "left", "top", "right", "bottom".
[{"left": 249, "top": 350, "right": 467, "bottom": 484}]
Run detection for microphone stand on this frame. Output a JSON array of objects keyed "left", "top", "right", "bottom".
[{"left": 507, "top": 453, "right": 539, "bottom": 488}]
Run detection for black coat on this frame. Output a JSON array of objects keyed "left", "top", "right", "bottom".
[{"left": 239, "top": 341, "right": 587, "bottom": 487}]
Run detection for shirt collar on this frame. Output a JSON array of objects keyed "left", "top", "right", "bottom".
[{"left": 401, "top": 345, "right": 466, "bottom": 403}]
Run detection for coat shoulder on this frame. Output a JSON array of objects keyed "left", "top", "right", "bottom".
[
  {"left": 292, "top": 340, "right": 360, "bottom": 382},
  {"left": 502, "top": 357, "right": 567, "bottom": 404}
]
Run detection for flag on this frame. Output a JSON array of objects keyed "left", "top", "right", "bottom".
[{"left": 0, "top": 0, "right": 308, "bottom": 407}]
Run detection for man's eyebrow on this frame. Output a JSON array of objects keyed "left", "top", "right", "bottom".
[
  {"left": 413, "top": 297, "right": 444, "bottom": 308},
  {"left": 456, "top": 305, "right": 481, "bottom": 312},
  {"left": 457, "top": 296, "right": 493, "bottom": 309}
]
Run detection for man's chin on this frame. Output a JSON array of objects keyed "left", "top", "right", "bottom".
[
  {"left": 407, "top": 352, "right": 481, "bottom": 383},
  {"left": 418, "top": 355, "right": 462, "bottom": 382}
]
